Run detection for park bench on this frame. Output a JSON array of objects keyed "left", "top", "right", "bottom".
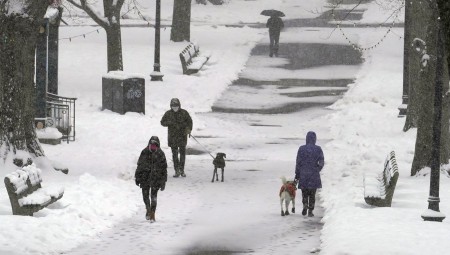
[
  {"left": 4, "top": 164, "right": 64, "bottom": 216},
  {"left": 364, "top": 151, "right": 399, "bottom": 207},
  {"left": 179, "top": 42, "right": 211, "bottom": 75}
]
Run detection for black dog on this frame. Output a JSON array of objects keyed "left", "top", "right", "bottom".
[{"left": 212, "top": 152, "right": 226, "bottom": 182}]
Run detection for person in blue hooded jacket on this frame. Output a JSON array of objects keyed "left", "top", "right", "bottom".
[{"left": 295, "top": 131, "right": 325, "bottom": 217}]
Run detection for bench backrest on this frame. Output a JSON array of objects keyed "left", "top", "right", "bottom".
[
  {"left": 23, "top": 164, "right": 43, "bottom": 192},
  {"left": 179, "top": 50, "right": 192, "bottom": 74},
  {"left": 381, "top": 151, "right": 399, "bottom": 205},
  {"left": 4, "top": 169, "right": 30, "bottom": 197},
  {"left": 4, "top": 165, "right": 44, "bottom": 215},
  {"left": 382, "top": 151, "right": 399, "bottom": 187},
  {"left": 187, "top": 44, "right": 197, "bottom": 58},
  {"left": 4, "top": 166, "right": 43, "bottom": 201},
  {"left": 179, "top": 43, "right": 200, "bottom": 74}
]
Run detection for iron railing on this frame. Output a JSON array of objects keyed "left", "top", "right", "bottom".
[{"left": 46, "top": 93, "right": 77, "bottom": 143}]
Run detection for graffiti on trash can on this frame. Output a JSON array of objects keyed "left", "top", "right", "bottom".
[{"left": 126, "top": 88, "right": 143, "bottom": 99}]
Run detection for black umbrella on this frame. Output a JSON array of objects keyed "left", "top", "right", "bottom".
[{"left": 260, "top": 9, "right": 285, "bottom": 17}]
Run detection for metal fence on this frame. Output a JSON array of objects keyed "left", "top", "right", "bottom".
[{"left": 46, "top": 93, "right": 77, "bottom": 143}]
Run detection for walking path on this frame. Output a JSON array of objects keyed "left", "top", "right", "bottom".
[{"left": 66, "top": 3, "right": 364, "bottom": 255}]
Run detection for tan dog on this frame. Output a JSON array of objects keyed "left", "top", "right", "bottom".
[{"left": 279, "top": 176, "right": 297, "bottom": 216}]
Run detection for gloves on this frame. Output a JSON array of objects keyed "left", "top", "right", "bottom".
[
  {"left": 135, "top": 179, "right": 140, "bottom": 187},
  {"left": 186, "top": 129, "right": 191, "bottom": 137},
  {"left": 160, "top": 184, "right": 165, "bottom": 191}
]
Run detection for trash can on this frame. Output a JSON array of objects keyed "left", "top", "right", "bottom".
[{"left": 102, "top": 71, "right": 145, "bottom": 114}]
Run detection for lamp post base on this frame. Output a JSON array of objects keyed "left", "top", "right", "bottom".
[
  {"left": 421, "top": 209, "right": 446, "bottom": 222},
  {"left": 150, "top": 71, "right": 164, "bottom": 81}
]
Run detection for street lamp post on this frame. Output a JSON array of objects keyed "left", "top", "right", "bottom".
[
  {"left": 150, "top": 0, "right": 164, "bottom": 81},
  {"left": 398, "top": 0, "right": 411, "bottom": 117},
  {"left": 421, "top": 19, "right": 445, "bottom": 222}
]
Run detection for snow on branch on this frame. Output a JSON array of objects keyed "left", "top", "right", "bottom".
[{"left": 65, "top": 0, "right": 109, "bottom": 27}]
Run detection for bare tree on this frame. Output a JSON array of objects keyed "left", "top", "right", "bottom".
[
  {"left": 0, "top": 0, "right": 50, "bottom": 162},
  {"left": 436, "top": 0, "right": 450, "bottom": 78},
  {"left": 65, "top": 0, "right": 126, "bottom": 71},
  {"left": 171, "top": 0, "right": 191, "bottom": 42},
  {"left": 409, "top": 0, "right": 450, "bottom": 175},
  {"left": 330, "top": 0, "right": 450, "bottom": 175}
]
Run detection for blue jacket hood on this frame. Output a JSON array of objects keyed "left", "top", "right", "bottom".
[{"left": 306, "top": 131, "right": 316, "bottom": 145}]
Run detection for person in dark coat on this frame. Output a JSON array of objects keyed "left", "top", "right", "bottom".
[
  {"left": 135, "top": 136, "right": 168, "bottom": 222},
  {"left": 266, "top": 15, "right": 284, "bottom": 57},
  {"left": 160, "top": 98, "right": 193, "bottom": 178},
  {"left": 295, "top": 131, "right": 325, "bottom": 217}
]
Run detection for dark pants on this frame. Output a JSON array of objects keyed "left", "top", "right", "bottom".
[
  {"left": 301, "top": 188, "right": 317, "bottom": 210},
  {"left": 269, "top": 31, "right": 281, "bottom": 55},
  {"left": 142, "top": 187, "right": 159, "bottom": 212},
  {"left": 171, "top": 146, "right": 186, "bottom": 173}
]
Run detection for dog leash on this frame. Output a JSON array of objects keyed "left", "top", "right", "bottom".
[{"left": 190, "top": 135, "right": 215, "bottom": 159}]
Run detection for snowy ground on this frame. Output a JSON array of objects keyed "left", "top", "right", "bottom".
[{"left": 3, "top": 0, "right": 450, "bottom": 254}]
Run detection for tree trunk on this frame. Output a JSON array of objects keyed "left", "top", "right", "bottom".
[
  {"left": 66, "top": 0, "right": 125, "bottom": 72},
  {"left": 404, "top": 0, "right": 431, "bottom": 131},
  {"left": 171, "top": 0, "right": 192, "bottom": 42},
  {"left": 411, "top": 1, "right": 450, "bottom": 175},
  {"left": 105, "top": 22, "right": 123, "bottom": 72},
  {"left": 0, "top": 10, "right": 47, "bottom": 160},
  {"left": 436, "top": 1, "right": 450, "bottom": 80}
]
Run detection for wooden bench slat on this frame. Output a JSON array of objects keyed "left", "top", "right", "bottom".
[
  {"left": 364, "top": 151, "right": 399, "bottom": 207},
  {"left": 179, "top": 42, "right": 210, "bottom": 75},
  {"left": 4, "top": 164, "right": 64, "bottom": 216}
]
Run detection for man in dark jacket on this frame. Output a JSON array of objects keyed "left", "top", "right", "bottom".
[
  {"left": 295, "top": 131, "right": 325, "bottom": 217},
  {"left": 135, "top": 136, "right": 168, "bottom": 222},
  {"left": 266, "top": 15, "right": 284, "bottom": 57},
  {"left": 160, "top": 98, "right": 193, "bottom": 177}
]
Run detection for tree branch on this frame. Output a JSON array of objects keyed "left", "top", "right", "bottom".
[
  {"left": 116, "top": 0, "right": 126, "bottom": 11},
  {"left": 66, "top": 0, "right": 109, "bottom": 28}
]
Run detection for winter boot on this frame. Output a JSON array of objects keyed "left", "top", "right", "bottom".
[
  {"left": 302, "top": 207, "right": 307, "bottom": 216},
  {"left": 173, "top": 168, "right": 180, "bottom": 178},
  {"left": 308, "top": 209, "right": 314, "bottom": 217},
  {"left": 181, "top": 171, "right": 186, "bottom": 177},
  {"left": 150, "top": 210, "right": 156, "bottom": 223},
  {"left": 292, "top": 207, "right": 295, "bottom": 214},
  {"left": 145, "top": 209, "right": 151, "bottom": 220}
]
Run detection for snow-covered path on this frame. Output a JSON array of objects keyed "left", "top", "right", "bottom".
[
  {"left": 65, "top": 160, "right": 322, "bottom": 255},
  {"left": 64, "top": 6, "right": 363, "bottom": 254}
]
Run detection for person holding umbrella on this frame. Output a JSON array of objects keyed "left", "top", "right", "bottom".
[{"left": 262, "top": 9, "right": 285, "bottom": 57}]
